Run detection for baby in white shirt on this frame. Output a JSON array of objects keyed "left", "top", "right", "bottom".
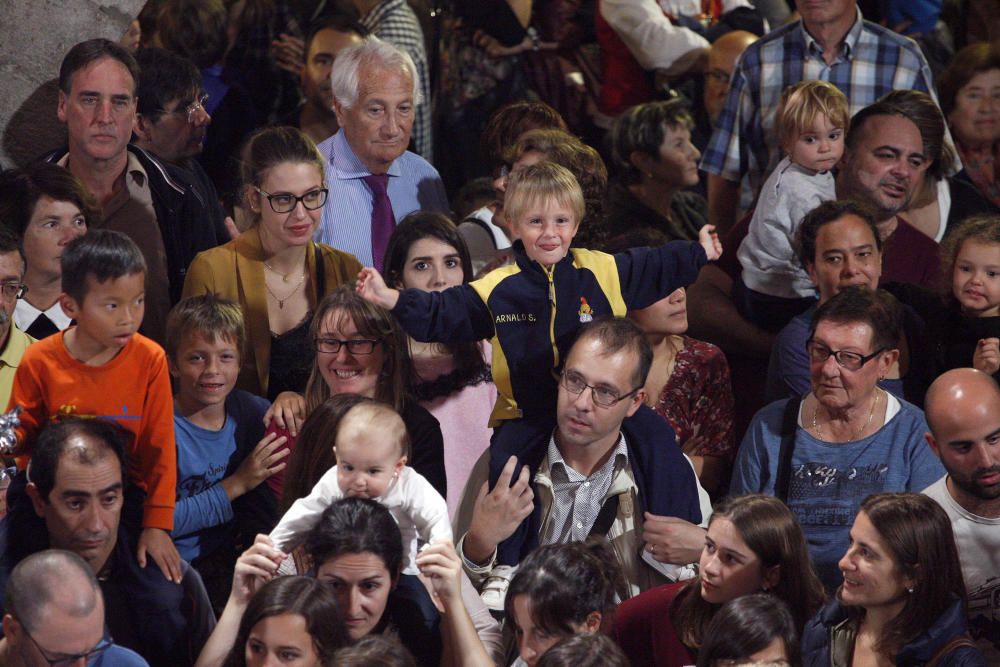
[{"left": 270, "top": 398, "right": 451, "bottom": 574}]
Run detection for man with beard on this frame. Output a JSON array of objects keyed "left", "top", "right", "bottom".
[
  {"left": 0, "top": 227, "right": 32, "bottom": 409},
  {"left": 924, "top": 368, "right": 1000, "bottom": 661},
  {"left": 835, "top": 99, "right": 941, "bottom": 289}
]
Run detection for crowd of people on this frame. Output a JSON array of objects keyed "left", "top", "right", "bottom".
[{"left": 0, "top": 0, "right": 999, "bottom": 665}]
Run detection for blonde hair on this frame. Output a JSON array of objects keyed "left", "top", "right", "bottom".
[
  {"left": 337, "top": 402, "right": 410, "bottom": 461},
  {"left": 504, "top": 161, "right": 585, "bottom": 231},
  {"left": 777, "top": 80, "right": 849, "bottom": 147},
  {"left": 941, "top": 215, "right": 1000, "bottom": 297}
]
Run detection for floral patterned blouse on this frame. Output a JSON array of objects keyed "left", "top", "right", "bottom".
[{"left": 651, "top": 336, "right": 736, "bottom": 460}]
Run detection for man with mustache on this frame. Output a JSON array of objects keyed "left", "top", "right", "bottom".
[
  {"left": 924, "top": 368, "right": 1000, "bottom": 662},
  {"left": 0, "top": 227, "right": 32, "bottom": 410}
]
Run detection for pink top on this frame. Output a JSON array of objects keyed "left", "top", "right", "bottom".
[{"left": 412, "top": 341, "right": 497, "bottom": 516}]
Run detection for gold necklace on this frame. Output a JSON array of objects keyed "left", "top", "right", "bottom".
[
  {"left": 264, "top": 273, "right": 306, "bottom": 309},
  {"left": 811, "top": 388, "right": 881, "bottom": 442},
  {"left": 263, "top": 260, "right": 303, "bottom": 283}
]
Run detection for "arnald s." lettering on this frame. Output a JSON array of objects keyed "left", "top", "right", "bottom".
[{"left": 495, "top": 313, "right": 537, "bottom": 324}]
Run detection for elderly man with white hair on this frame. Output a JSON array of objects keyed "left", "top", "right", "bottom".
[{"left": 315, "top": 37, "right": 449, "bottom": 270}]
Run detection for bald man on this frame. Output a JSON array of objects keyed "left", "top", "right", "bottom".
[
  {"left": 923, "top": 368, "right": 1000, "bottom": 661},
  {"left": 1, "top": 550, "right": 147, "bottom": 666},
  {"left": 703, "top": 30, "right": 757, "bottom": 127}
]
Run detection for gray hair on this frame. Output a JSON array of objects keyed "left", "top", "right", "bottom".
[
  {"left": 330, "top": 36, "right": 422, "bottom": 109},
  {"left": 5, "top": 550, "right": 101, "bottom": 632}
]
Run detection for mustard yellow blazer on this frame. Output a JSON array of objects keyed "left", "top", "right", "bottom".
[{"left": 182, "top": 229, "right": 362, "bottom": 398}]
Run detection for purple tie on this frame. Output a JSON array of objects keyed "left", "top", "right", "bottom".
[{"left": 363, "top": 173, "right": 396, "bottom": 271}]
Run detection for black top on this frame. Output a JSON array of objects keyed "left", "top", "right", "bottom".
[{"left": 268, "top": 313, "right": 315, "bottom": 402}]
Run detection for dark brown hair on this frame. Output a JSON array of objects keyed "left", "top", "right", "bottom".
[
  {"left": 304, "top": 286, "right": 410, "bottom": 413},
  {"left": 0, "top": 163, "right": 99, "bottom": 237},
  {"left": 671, "top": 495, "right": 825, "bottom": 650},
  {"left": 808, "top": 286, "right": 902, "bottom": 354},
  {"left": 846, "top": 493, "right": 967, "bottom": 658},
  {"left": 481, "top": 101, "right": 568, "bottom": 170},
  {"left": 223, "top": 576, "right": 349, "bottom": 667},
  {"left": 937, "top": 42, "right": 1000, "bottom": 121}
]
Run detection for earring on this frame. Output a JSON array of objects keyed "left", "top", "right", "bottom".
[{"left": 907, "top": 586, "right": 914, "bottom": 593}]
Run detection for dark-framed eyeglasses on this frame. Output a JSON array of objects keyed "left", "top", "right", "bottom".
[
  {"left": 23, "top": 626, "right": 113, "bottom": 667},
  {"left": 256, "top": 187, "right": 329, "bottom": 213},
  {"left": 806, "top": 339, "right": 886, "bottom": 371},
  {"left": 0, "top": 281, "right": 27, "bottom": 300},
  {"left": 314, "top": 337, "right": 379, "bottom": 355},
  {"left": 153, "top": 93, "right": 209, "bottom": 124},
  {"left": 560, "top": 369, "right": 641, "bottom": 408}
]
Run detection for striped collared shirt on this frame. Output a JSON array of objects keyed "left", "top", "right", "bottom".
[
  {"left": 541, "top": 433, "right": 629, "bottom": 545},
  {"left": 315, "top": 129, "right": 449, "bottom": 266},
  {"left": 700, "top": 8, "right": 944, "bottom": 196}
]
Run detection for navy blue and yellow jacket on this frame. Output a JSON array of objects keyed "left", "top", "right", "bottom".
[{"left": 392, "top": 240, "right": 709, "bottom": 424}]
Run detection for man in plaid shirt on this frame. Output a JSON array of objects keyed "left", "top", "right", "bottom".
[{"left": 700, "top": 0, "right": 941, "bottom": 232}]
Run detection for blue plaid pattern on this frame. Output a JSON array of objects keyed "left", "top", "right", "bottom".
[
  {"left": 700, "top": 10, "right": 939, "bottom": 195},
  {"left": 361, "top": 0, "right": 434, "bottom": 162}
]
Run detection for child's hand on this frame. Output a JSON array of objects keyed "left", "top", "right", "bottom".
[
  {"left": 698, "top": 224, "right": 723, "bottom": 261},
  {"left": 264, "top": 392, "right": 306, "bottom": 436},
  {"left": 137, "top": 527, "right": 183, "bottom": 583},
  {"left": 415, "top": 540, "right": 464, "bottom": 609},
  {"left": 356, "top": 268, "right": 400, "bottom": 310},
  {"left": 232, "top": 534, "right": 285, "bottom": 607},
  {"left": 224, "top": 433, "right": 289, "bottom": 500},
  {"left": 974, "top": 338, "right": 1000, "bottom": 375}
]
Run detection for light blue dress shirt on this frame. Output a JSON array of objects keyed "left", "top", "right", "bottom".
[{"left": 315, "top": 129, "right": 450, "bottom": 266}]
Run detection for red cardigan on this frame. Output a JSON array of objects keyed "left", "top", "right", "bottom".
[{"left": 613, "top": 581, "right": 697, "bottom": 667}]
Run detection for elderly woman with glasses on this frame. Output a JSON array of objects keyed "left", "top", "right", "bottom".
[
  {"left": 731, "top": 285, "right": 944, "bottom": 592},
  {"left": 183, "top": 126, "right": 362, "bottom": 400}
]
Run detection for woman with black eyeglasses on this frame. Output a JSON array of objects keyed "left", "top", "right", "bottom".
[
  {"left": 731, "top": 286, "right": 945, "bottom": 592},
  {"left": 267, "top": 285, "right": 446, "bottom": 504},
  {"left": 183, "top": 126, "right": 362, "bottom": 401}
]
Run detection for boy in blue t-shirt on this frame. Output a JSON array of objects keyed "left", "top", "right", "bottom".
[{"left": 166, "top": 294, "right": 287, "bottom": 608}]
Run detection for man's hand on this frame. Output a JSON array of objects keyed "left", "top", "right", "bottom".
[
  {"left": 356, "top": 268, "right": 400, "bottom": 310},
  {"left": 642, "top": 513, "right": 706, "bottom": 566},
  {"left": 463, "top": 456, "right": 534, "bottom": 564},
  {"left": 974, "top": 337, "right": 1000, "bottom": 375},
  {"left": 137, "top": 527, "right": 183, "bottom": 583},
  {"left": 222, "top": 433, "right": 289, "bottom": 500},
  {"left": 263, "top": 391, "right": 306, "bottom": 436},
  {"left": 698, "top": 224, "right": 723, "bottom": 261}
]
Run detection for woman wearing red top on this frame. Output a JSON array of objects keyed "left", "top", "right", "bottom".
[{"left": 613, "top": 495, "right": 824, "bottom": 667}]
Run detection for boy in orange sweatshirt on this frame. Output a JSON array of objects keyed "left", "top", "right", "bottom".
[{"left": 8, "top": 230, "right": 181, "bottom": 582}]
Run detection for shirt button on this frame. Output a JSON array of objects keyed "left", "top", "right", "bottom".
[
  {"left": 584, "top": 481, "right": 590, "bottom": 487},
  {"left": 577, "top": 521, "right": 583, "bottom": 529}
]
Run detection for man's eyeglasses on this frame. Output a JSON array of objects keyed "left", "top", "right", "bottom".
[
  {"left": 23, "top": 626, "right": 113, "bottom": 667},
  {"left": 0, "top": 281, "right": 27, "bottom": 300},
  {"left": 314, "top": 337, "right": 379, "bottom": 355},
  {"left": 806, "top": 339, "right": 885, "bottom": 371},
  {"left": 560, "top": 370, "right": 641, "bottom": 408},
  {"left": 256, "top": 187, "right": 329, "bottom": 214},
  {"left": 154, "top": 93, "right": 209, "bottom": 124}
]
